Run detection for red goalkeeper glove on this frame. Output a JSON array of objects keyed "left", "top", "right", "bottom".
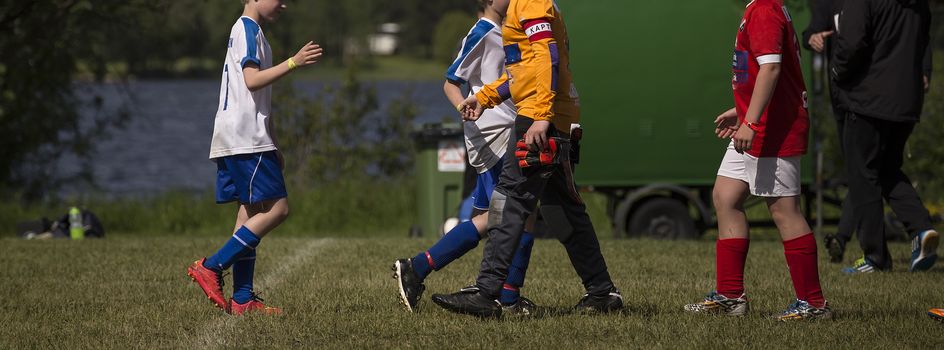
[{"left": 515, "top": 137, "right": 567, "bottom": 168}]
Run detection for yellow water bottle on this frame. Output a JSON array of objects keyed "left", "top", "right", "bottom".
[{"left": 69, "top": 207, "right": 85, "bottom": 240}]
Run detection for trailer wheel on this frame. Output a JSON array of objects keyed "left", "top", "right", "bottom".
[{"left": 627, "top": 198, "right": 698, "bottom": 240}]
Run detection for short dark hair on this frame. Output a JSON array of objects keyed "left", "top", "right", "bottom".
[{"left": 476, "top": 0, "right": 488, "bottom": 13}]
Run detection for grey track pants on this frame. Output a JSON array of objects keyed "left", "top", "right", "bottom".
[{"left": 475, "top": 116, "right": 614, "bottom": 298}]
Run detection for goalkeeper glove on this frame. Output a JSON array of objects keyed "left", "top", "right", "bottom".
[{"left": 515, "top": 137, "right": 567, "bottom": 168}]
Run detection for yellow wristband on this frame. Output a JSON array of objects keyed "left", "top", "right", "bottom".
[
  {"left": 287, "top": 58, "right": 297, "bottom": 70},
  {"left": 456, "top": 104, "right": 463, "bottom": 112}
]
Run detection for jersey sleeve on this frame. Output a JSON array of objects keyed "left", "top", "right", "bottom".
[
  {"left": 518, "top": 0, "right": 559, "bottom": 122},
  {"left": 746, "top": 5, "right": 787, "bottom": 65},
  {"left": 236, "top": 18, "right": 262, "bottom": 68},
  {"left": 445, "top": 28, "right": 487, "bottom": 84},
  {"left": 476, "top": 71, "right": 511, "bottom": 109}
]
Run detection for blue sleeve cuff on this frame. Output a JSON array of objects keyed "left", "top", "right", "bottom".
[
  {"left": 445, "top": 73, "right": 467, "bottom": 85},
  {"left": 241, "top": 56, "right": 261, "bottom": 68}
]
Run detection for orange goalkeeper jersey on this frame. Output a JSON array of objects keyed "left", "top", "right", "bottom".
[{"left": 475, "top": 0, "right": 580, "bottom": 133}]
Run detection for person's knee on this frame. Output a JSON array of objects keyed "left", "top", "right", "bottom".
[
  {"left": 270, "top": 200, "right": 290, "bottom": 223},
  {"left": 471, "top": 210, "right": 489, "bottom": 236},
  {"left": 767, "top": 199, "right": 800, "bottom": 224},
  {"left": 713, "top": 187, "right": 740, "bottom": 211}
]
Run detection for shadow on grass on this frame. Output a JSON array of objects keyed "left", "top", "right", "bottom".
[{"left": 503, "top": 301, "right": 660, "bottom": 321}]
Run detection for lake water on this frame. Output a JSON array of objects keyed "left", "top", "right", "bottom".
[{"left": 62, "top": 80, "right": 455, "bottom": 197}]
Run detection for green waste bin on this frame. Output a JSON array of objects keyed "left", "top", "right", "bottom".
[{"left": 412, "top": 122, "right": 466, "bottom": 237}]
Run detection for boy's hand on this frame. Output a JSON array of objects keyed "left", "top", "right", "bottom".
[
  {"left": 515, "top": 137, "right": 566, "bottom": 168},
  {"left": 292, "top": 41, "right": 323, "bottom": 68},
  {"left": 459, "top": 95, "right": 483, "bottom": 121},
  {"left": 714, "top": 108, "right": 739, "bottom": 139},
  {"left": 524, "top": 120, "right": 551, "bottom": 151},
  {"left": 733, "top": 125, "right": 755, "bottom": 153}
]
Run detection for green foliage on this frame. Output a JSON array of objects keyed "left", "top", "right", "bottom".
[
  {"left": 382, "top": 0, "right": 475, "bottom": 58},
  {"left": 0, "top": 67, "right": 421, "bottom": 236},
  {"left": 432, "top": 11, "right": 478, "bottom": 64},
  {"left": 272, "top": 67, "right": 416, "bottom": 186},
  {"left": 0, "top": 1, "right": 137, "bottom": 198}
]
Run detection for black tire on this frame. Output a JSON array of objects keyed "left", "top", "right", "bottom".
[{"left": 627, "top": 198, "right": 698, "bottom": 240}]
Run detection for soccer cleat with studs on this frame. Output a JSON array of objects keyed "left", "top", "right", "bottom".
[
  {"left": 823, "top": 234, "right": 845, "bottom": 263},
  {"left": 683, "top": 291, "right": 749, "bottom": 316},
  {"left": 391, "top": 258, "right": 425, "bottom": 312},
  {"left": 574, "top": 287, "right": 624, "bottom": 313},
  {"left": 502, "top": 296, "right": 538, "bottom": 317},
  {"left": 910, "top": 229, "right": 939, "bottom": 272},
  {"left": 928, "top": 308, "right": 944, "bottom": 322},
  {"left": 842, "top": 257, "right": 878, "bottom": 274},
  {"left": 774, "top": 299, "right": 832, "bottom": 321},
  {"left": 431, "top": 290, "right": 502, "bottom": 318},
  {"left": 230, "top": 293, "right": 282, "bottom": 316},
  {"left": 187, "top": 258, "right": 229, "bottom": 312}
]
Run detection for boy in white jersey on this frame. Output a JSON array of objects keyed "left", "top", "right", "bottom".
[
  {"left": 392, "top": 0, "right": 537, "bottom": 315},
  {"left": 187, "top": 0, "right": 322, "bottom": 316}
]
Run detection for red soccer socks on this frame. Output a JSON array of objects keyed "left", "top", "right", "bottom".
[
  {"left": 716, "top": 238, "right": 750, "bottom": 299},
  {"left": 783, "top": 233, "right": 826, "bottom": 308}
]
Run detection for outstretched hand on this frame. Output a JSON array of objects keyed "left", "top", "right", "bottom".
[{"left": 293, "top": 41, "right": 323, "bottom": 68}]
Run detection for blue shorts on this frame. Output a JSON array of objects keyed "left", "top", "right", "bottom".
[
  {"left": 215, "top": 151, "right": 287, "bottom": 204},
  {"left": 471, "top": 158, "right": 504, "bottom": 210}
]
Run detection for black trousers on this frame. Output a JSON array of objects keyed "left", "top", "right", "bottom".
[
  {"left": 833, "top": 110, "right": 856, "bottom": 245},
  {"left": 842, "top": 112, "right": 933, "bottom": 269},
  {"left": 475, "top": 116, "right": 614, "bottom": 298}
]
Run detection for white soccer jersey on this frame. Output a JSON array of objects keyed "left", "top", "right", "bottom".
[
  {"left": 209, "top": 16, "right": 275, "bottom": 159},
  {"left": 446, "top": 18, "right": 517, "bottom": 173}
]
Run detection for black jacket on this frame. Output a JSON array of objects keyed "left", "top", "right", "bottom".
[{"left": 831, "top": 0, "right": 932, "bottom": 122}]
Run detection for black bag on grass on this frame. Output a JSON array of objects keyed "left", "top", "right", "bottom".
[{"left": 52, "top": 209, "right": 105, "bottom": 239}]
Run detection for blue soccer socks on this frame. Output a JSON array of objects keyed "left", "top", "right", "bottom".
[
  {"left": 232, "top": 249, "right": 257, "bottom": 304},
  {"left": 500, "top": 232, "right": 535, "bottom": 305},
  {"left": 411, "top": 220, "right": 481, "bottom": 280},
  {"left": 204, "top": 226, "right": 261, "bottom": 271}
]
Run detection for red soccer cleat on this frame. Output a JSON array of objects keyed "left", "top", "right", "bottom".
[
  {"left": 930, "top": 308, "right": 944, "bottom": 322},
  {"left": 187, "top": 258, "right": 229, "bottom": 312},
  {"left": 230, "top": 294, "right": 283, "bottom": 316}
]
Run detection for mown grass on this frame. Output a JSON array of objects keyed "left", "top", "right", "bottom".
[{"left": 1, "top": 234, "right": 940, "bottom": 349}]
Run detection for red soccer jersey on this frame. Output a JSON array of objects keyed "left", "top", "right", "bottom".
[{"left": 733, "top": 0, "right": 809, "bottom": 157}]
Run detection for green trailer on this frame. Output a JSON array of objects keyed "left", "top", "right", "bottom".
[{"left": 559, "top": 0, "right": 830, "bottom": 238}]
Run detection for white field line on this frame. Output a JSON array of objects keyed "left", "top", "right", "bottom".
[{"left": 186, "top": 238, "right": 333, "bottom": 349}]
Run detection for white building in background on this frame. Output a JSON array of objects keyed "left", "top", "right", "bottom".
[{"left": 368, "top": 23, "right": 401, "bottom": 56}]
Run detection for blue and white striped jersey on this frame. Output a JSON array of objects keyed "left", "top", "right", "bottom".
[
  {"left": 209, "top": 16, "right": 275, "bottom": 159},
  {"left": 446, "top": 18, "right": 517, "bottom": 173}
]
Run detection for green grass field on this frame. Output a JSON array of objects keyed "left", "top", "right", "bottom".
[{"left": 1, "top": 235, "right": 940, "bottom": 349}]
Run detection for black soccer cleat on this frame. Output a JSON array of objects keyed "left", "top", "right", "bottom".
[
  {"left": 502, "top": 296, "right": 537, "bottom": 317},
  {"left": 457, "top": 284, "right": 479, "bottom": 294},
  {"left": 431, "top": 290, "right": 502, "bottom": 318},
  {"left": 574, "top": 287, "right": 624, "bottom": 313},
  {"left": 823, "top": 234, "right": 845, "bottom": 263},
  {"left": 392, "top": 258, "right": 425, "bottom": 312}
]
